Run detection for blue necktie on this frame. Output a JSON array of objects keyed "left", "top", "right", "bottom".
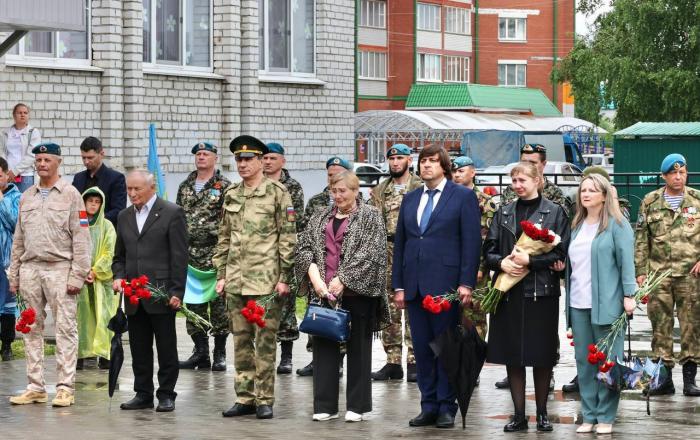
[{"left": 420, "top": 189, "right": 438, "bottom": 234}]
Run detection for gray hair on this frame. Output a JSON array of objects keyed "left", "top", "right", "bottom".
[{"left": 127, "top": 169, "right": 156, "bottom": 188}]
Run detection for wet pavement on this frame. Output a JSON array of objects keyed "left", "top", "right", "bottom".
[{"left": 0, "top": 298, "right": 698, "bottom": 439}]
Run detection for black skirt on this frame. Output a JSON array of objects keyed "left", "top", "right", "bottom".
[{"left": 486, "top": 284, "right": 559, "bottom": 367}]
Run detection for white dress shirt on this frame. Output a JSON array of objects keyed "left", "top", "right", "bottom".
[
  {"left": 135, "top": 194, "right": 158, "bottom": 233},
  {"left": 417, "top": 178, "right": 447, "bottom": 228}
]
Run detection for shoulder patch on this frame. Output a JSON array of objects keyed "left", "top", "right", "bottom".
[
  {"left": 286, "top": 206, "right": 296, "bottom": 223},
  {"left": 79, "top": 210, "right": 89, "bottom": 228}
]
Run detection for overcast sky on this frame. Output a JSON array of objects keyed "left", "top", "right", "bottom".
[{"left": 575, "top": 0, "right": 612, "bottom": 37}]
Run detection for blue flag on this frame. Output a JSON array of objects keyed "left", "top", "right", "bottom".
[{"left": 147, "top": 123, "right": 167, "bottom": 199}]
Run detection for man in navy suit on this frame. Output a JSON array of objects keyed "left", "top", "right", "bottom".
[
  {"left": 392, "top": 144, "right": 482, "bottom": 429},
  {"left": 72, "top": 136, "right": 126, "bottom": 225}
]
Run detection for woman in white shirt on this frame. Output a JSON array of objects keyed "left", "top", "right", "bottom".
[{"left": 0, "top": 103, "right": 41, "bottom": 192}]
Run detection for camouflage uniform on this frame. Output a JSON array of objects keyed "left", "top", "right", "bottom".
[
  {"left": 369, "top": 174, "right": 423, "bottom": 365},
  {"left": 176, "top": 170, "right": 231, "bottom": 337},
  {"left": 501, "top": 178, "right": 574, "bottom": 218},
  {"left": 212, "top": 177, "right": 296, "bottom": 406},
  {"left": 634, "top": 187, "right": 700, "bottom": 368}
]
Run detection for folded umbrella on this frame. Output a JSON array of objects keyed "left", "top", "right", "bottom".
[{"left": 107, "top": 294, "right": 128, "bottom": 399}]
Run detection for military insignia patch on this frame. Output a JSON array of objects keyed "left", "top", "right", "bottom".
[
  {"left": 79, "top": 210, "right": 89, "bottom": 228},
  {"left": 39, "top": 145, "right": 47, "bottom": 153},
  {"left": 286, "top": 206, "right": 296, "bottom": 223}
]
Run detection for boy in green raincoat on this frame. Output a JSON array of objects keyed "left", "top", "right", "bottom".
[{"left": 77, "top": 187, "right": 118, "bottom": 369}]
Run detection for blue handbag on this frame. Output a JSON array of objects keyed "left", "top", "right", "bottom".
[{"left": 299, "top": 299, "right": 350, "bottom": 342}]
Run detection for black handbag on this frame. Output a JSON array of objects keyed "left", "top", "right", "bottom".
[{"left": 299, "top": 299, "right": 350, "bottom": 342}]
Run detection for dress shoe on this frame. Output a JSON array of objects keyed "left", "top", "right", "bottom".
[
  {"left": 495, "top": 376, "right": 510, "bottom": 389},
  {"left": 682, "top": 362, "right": 700, "bottom": 396},
  {"left": 9, "top": 389, "right": 48, "bottom": 405},
  {"left": 344, "top": 411, "right": 363, "bottom": 422},
  {"left": 256, "top": 404, "right": 274, "bottom": 419},
  {"left": 156, "top": 397, "right": 175, "bottom": 412},
  {"left": 52, "top": 389, "right": 75, "bottom": 407},
  {"left": 576, "top": 423, "right": 595, "bottom": 433},
  {"left": 562, "top": 375, "right": 579, "bottom": 393},
  {"left": 596, "top": 423, "right": 613, "bottom": 434},
  {"left": 222, "top": 403, "right": 256, "bottom": 417},
  {"left": 503, "top": 414, "right": 528, "bottom": 432},
  {"left": 296, "top": 361, "right": 313, "bottom": 377},
  {"left": 407, "top": 363, "right": 417, "bottom": 382},
  {"left": 312, "top": 412, "right": 339, "bottom": 421},
  {"left": 536, "top": 413, "right": 553, "bottom": 432},
  {"left": 435, "top": 412, "right": 455, "bottom": 429},
  {"left": 409, "top": 411, "right": 438, "bottom": 427},
  {"left": 371, "top": 363, "right": 403, "bottom": 380},
  {"left": 120, "top": 395, "right": 154, "bottom": 410}
]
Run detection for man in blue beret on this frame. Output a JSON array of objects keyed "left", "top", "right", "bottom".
[{"left": 635, "top": 153, "right": 700, "bottom": 397}]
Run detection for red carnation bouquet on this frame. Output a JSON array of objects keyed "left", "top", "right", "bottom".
[
  {"left": 473, "top": 220, "right": 561, "bottom": 313},
  {"left": 120, "top": 275, "right": 212, "bottom": 332},
  {"left": 421, "top": 291, "right": 460, "bottom": 314},
  {"left": 15, "top": 294, "right": 37, "bottom": 334},
  {"left": 240, "top": 293, "right": 278, "bottom": 328}
]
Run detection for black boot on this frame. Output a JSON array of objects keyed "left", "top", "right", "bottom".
[
  {"left": 211, "top": 335, "right": 227, "bottom": 371},
  {"left": 0, "top": 314, "right": 15, "bottom": 361},
  {"left": 371, "top": 363, "right": 404, "bottom": 380},
  {"left": 495, "top": 376, "right": 510, "bottom": 389},
  {"left": 644, "top": 366, "right": 675, "bottom": 396},
  {"left": 562, "top": 375, "right": 579, "bottom": 393},
  {"left": 682, "top": 362, "right": 700, "bottom": 396},
  {"left": 179, "top": 333, "right": 211, "bottom": 369},
  {"left": 276, "top": 341, "right": 293, "bottom": 374}
]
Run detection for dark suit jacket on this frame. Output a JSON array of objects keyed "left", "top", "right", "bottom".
[
  {"left": 112, "top": 197, "right": 188, "bottom": 315},
  {"left": 392, "top": 180, "right": 482, "bottom": 301},
  {"left": 72, "top": 164, "right": 127, "bottom": 225}
]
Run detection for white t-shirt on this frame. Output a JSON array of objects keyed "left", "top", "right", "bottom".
[
  {"left": 6, "top": 126, "right": 26, "bottom": 173},
  {"left": 568, "top": 221, "right": 599, "bottom": 309}
]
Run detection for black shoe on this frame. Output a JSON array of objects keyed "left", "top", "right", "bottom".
[
  {"left": 98, "top": 357, "right": 110, "bottom": 370},
  {"left": 436, "top": 412, "right": 455, "bottom": 429},
  {"left": 371, "top": 363, "right": 404, "bottom": 380},
  {"left": 536, "top": 413, "right": 553, "bottom": 432},
  {"left": 495, "top": 376, "right": 510, "bottom": 389},
  {"left": 256, "top": 405, "right": 273, "bottom": 419},
  {"left": 562, "top": 375, "right": 579, "bottom": 393},
  {"left": 120, "top": 395, "right": 154, "bottom": 410},
  {"left": 0, "top": 344, "right": 11, "bottom": 361},
  {"left": 211, "top": 334, "right": 228, "bottom": 372},
  {"left": 296, "top": 361, "right": 313, "bottom": 377},
  {"left": 407, "top": 363, "right": 417, "bottom": 382},
  {"left": 277, "top": 341, "right": 293, "bottom": 374},
  {"left": 644, "top": 367, "right": 675, "bottom": 396},
  {"left": 682, "top": 362, "right": 700, "bottom": 396},
  {"left": 156, "top": 397, "right": 175, "bottom": 412},
  {"left": 409, "top": 411, "right": 438, "bottom": 427},
  {"left": 222, "top": 403, "right": 257, "bottom": 417},
  {"left": 503, "top": 414, "right": 528, "bottom": 432},
  {"left": 76, "top": 359, "right": 85, "bottom": 371},
  {"left": 179, "top": 333, "right": 211, "bottom": 369}
]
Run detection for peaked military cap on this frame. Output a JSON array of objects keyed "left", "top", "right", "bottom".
[
  {"left": 325, "top": 156, "right": 351, "bottom": 170},
  {"left": 660, "top": 153, "right": 686, "bottom": 174},
  {"left": 191, "top": 141, "right": 218, "bottom": 155},
  {"left": 386, "top": 144, "right": 412, "bottom": 158},
  {"left": 453, "top": 156, "right": 475, "bottom": 169},
  {"left": 31, "top": 142, "right": 61, "bottom": 156},
  {"left": 230, "top": 135, "right": 268, "bottom": 157},
  {"left": 267, "top": 142, "right": 285, "bottom": 155},
  {"left": 521, "top": 143, "right": 547, "bottom": 154}
]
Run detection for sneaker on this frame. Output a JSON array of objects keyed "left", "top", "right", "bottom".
[
  {"left": 9, "top": 390, "right": 48, "bottom": 405},
  {"left": 345, "top": 411, "right": 364, "bottom": 422},
  {"left": 52, "top": 390, "right": 75, "bottom": 407},
  {"left": 312, "top": 413, "right": 339, "bottom": 421}
]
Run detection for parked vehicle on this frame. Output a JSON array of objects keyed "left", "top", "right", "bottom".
[
  {"left": 476, "top": 161, "right": 583, "bottom": 203},
  {"left": 583, "top": 153, "right": 614, "bottom": 175},
  {"left": 353, "top": 162, "right": 384, "bottom": 186}
]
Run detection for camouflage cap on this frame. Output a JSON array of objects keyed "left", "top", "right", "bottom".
[
  {"left": 325, "top": 156, "right": 351, "bottom": 170},
  {"left": 582, "top": 165, "right": 611, "bottom": 182},
  {"left": 386, "top": 144, "right": 412, "bottom": 158},
  {"left": 31, "top": 142, "right": 61, "bottom": 156},
  {"left": 191, "top": 141, "right": 218, "bottom": 155},
  {"left": 230, "top": 135, "right": 269, "bottom": 157},
  {"left": 453, "top": 156, "right": 475, "bottom": 169},
  {"left": 660, "top": 153, "right": 686, "bottom": 174}
]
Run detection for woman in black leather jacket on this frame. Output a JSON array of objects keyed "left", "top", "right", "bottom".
[{"left": 483, "top": 162, "right": 570, "bottom": 433}]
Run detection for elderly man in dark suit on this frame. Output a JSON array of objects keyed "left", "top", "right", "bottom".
[
  {"left": 392, "top": 145, "right": 482, "bottom": 429},
  {"left": 112, "top": 169, "right": 188, "bottom": 412}
]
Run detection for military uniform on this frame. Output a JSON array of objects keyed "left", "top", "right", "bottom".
[{"left": 501, "top": 178, "right": 573, "bottom": 218}]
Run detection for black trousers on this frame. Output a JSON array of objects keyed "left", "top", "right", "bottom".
[
  {"left": 313, "top": 296, "right": 374, "bottom": 414},
  {"left": 128, "top": 304, "right": 179, "bottom": 400}
]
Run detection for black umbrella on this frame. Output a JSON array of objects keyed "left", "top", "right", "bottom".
[
  {"left": 107, "top": 294, "right": 128, "bottom": 398},
  {"left": 429, "top": 319, "right": 487, "bottom": 429}
]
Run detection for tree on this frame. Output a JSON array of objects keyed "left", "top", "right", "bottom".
[{"left": 552, "top": 0, "right": 700, "bottom": 128}]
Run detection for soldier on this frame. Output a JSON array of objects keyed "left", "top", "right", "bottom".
[
  {"left": 635, "top": 153, "right": 700, "bottom": 397},
  {"left": 177, "top": 142, "right": 232, "bottom": 372},
  {"left": 215, "top": 135, "right": 296, "bottom": 419},
  {"left": 262, "top": 142, "right": 305, "bottom": 375},
  {"left": 8, "top": 142, "right": 91, "bottom": 407},
  {"left": 452, "top": 156, "right": 497, "bottom": 341},
  {"left": 369, "top": 144, "right": 422, "bottom": 382}
]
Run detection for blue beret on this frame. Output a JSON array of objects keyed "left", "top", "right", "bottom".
[
  {"left": 267, "top": 142, "right": 285, "bottom": 155},
  {"left": 230, "top": 135, "right": 268, "bottom": 157},
  {"left": 326, "top": 156, "right": 351, "bottom": 170},
  {"left": 191, "top": 142, "right": 217, "bottom": 155},
  {"left": 453, "top": 156, "right": 475, "bottom": 169},
  {"left": 660, "top": 153, "right": 686, "bottom": 174},
  {"left": 31, "top": 142, "right": 61, "bottom": 156},
  {"left": 386, "top": 144, "right": 412, "bottom": 158}
]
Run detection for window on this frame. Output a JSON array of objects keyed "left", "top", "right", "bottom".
[
  {"left": 359, "top": 51, "right": 387, "bottom": 80},
  {"left": 498, "top": 17, "right": 526, "bottom": 41},
  {"left": 498, "top": 63, "right": 526, "bottom": 86},
  {"left": 142, "top": 0, "right": 213, "bottom": 70},
  {"left": 417, "top": 53, "right": 441, "bottom": 81},
  {"left": 417, "top": 3, "right": 441, "bottom": 31},
  {"left": 360, "top": 0, "right": 386, "bottom": 28},
  {"left": 445, "top": 7, "right": 470, "bottom": 35},
  {"left": 445, "top": 56, "right": 469, "bottom": 83},
  {"left": 259, "top": 0, "right": 315, "bottom": 75}
]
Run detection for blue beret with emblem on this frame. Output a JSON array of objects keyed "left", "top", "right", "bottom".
[
  {"left": 386, "top": 144, "right": 412, "bottom": 158},
  {"left": 453, "top": 156, "right": 475, "bottom": 169},
  {"left": 31, "top": 142, "right": 61, "bottom": 156},
  {"left": 267, "top": 142, "right": 285, "bottom": 155},
  {"left": 230, "top": 135, "right": 269, "bottom": 157},
  {"left": 191, "top": 141, "right": 218, "bottom": 155},
  {"left": 660, "top": 153, "right": 686, "bottom": 174},
  {"left": 326, "top": 156, "right": 351, "bottom": 170}
]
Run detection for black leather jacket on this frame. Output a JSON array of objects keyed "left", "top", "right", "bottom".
[{"left": 484, "top": 197, "right": 570, "bottom": 299}]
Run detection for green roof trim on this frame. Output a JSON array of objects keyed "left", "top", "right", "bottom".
[
  {"left": 614, "top": 122, "right": 700, "bottom": 137},
  {"left": 405, "top": 83, "right": 562, "bottom": 117}
]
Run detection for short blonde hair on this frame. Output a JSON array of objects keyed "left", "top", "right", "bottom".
[{"left": 329, "top": 170, "right": 360, "bottom": 192}]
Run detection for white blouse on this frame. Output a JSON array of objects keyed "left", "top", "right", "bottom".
[{"left": 568, "top": 221, "right": 599, "bottom": 309}]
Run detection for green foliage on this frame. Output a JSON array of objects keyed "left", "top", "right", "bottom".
[
  {"left": 11, "top": 340, "right": 56, "bottom": 359},
  {"left": 552, "top": 0, "right": 700, "bottom": 128}
]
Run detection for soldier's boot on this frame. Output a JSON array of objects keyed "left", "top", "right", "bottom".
[
  {"left": 211, "top": 335, "right": 227, "bottom": 372},
  {"left": 296, "top": 361, "right": 313, "bottom": 377},
  {"left": 644, "top": 367, "right": 675, "bottom": 396},
  {"left": 276, "top": 341, "right": 293, "bottom": 374},
  {"left": 371, "top": 363, "right": 404, "bottom": 381},
  {"left": 682, "top": 362, "right": 700, "bottom": 396},
  {"left": 0, "top": 314, "right": 15, "bottom": 361},
  {"left": 178, "top": 333, "right": 211, "bottom": 370},
  {"left": 10, "top": 390, "right": 48, "bottom": 405}
]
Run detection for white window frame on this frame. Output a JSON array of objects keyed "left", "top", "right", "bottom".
[
  {"left": 359, "top": 0, "right": 386, "bottom": 29},
  {"left": 142, "top": 0, "right": 214, "bottom": 75},
  {"left": 4, "top": 0, "right": 92, "bottom": 70},
  {"left": 358, "top": 51, "right": 387, "bottom": 80},
  {"left": 445, "top": 7, "right": 470, "bottom": 35},
  {"left": 498, "top": 60, "right": 527, "bottom": 87},
  {"left": 417, "top": 53, "right": 441, "bottom": 82},
  {"left": 417, "top": 3, "right": 441, "bottom": 32},
  {"left": 444, "top": 56, "right": 470, "bottom": 83},
  {"left": 498, "top": 16, "right": 527, "bottom": 41}
]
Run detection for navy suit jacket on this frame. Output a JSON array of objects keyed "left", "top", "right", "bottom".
[
  {"left": 72, "top": 164, "right": 126, "bottom": 226},
  {"left": 392, "top": 180, "right": 482, "bottom": 301}
]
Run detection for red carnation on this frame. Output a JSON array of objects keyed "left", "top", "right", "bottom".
[
  {"left": 587, "top": 353, "right": 598, "bottom": 365},
  {"left": 20, "top": 325, "right": 31, "bottom": 334},
  {"left": 124, "top": 286, "right": 133, "bottom": 296},
  {"left": 569, "top": 341, "right": 575, "bottom": 346},
  {"left": 641, "top": 295, "right": 649, "bottom": 305},
  {"left": 138, "top": 275, "right": 149, "bottom": 285},
  {"left": 120, "top": 279, "right": 128, "bottom": 288},
  {"left": 246, "top": 300, "right": 257, "bottom": 309},
  {"left": 440, "top": 299, "right": 451, "bottom": 311},
  {"left": 596, "top": 351, "right": 606, "bottom": 362},
  {"left": 587, "top": 344, "right": 597, "bottom": 354},
  {"left": 140, "top": 289, "right": 152, "bottom": 299},
  {"left": 15, "top": 323, "right": 25, "bottom": 332},
  {"left": 129, "top": 295, "right": 140, "bottom": 305}
]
